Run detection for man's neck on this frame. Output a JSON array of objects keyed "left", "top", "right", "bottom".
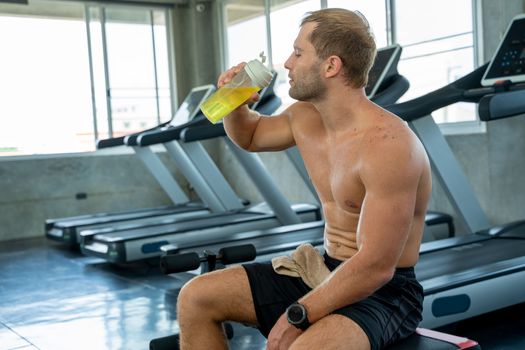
[{"left": 312, "top": 87, "right": 369, "bottom": 134}]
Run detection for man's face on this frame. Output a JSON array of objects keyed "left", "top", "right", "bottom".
[{"left": 284, "top": 22, "right": 327, "bottom": 102}]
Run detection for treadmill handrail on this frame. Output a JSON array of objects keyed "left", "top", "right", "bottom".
[
  {"left": 180, "top": 122, "right": 226, "bottom": 143},
  {"left": 385, "top": 64, "right": 491, "bottom": 121},
  {"left": 136, "top": 126, "right": 183, "bottom": 146},
  {"left": 476, "top": 219, "right": 525, "bottom": 237},
  {"left": 96, "top": 121, "right": 170, "bottom": 149},
  {"left": 124, "top": 133, "right": 142, "bottom": 146},
  {"left": 135, "top": 116, "right": 209, "bottom": 147},
  {"left": 370, "top": 74, "right": 410, "bottom": 107},
  {"left": 97, "top": 136, "right": 127, "bottom": 149},
  {"left": 478, "top": 87, "right": 525, "bottom": 121}
]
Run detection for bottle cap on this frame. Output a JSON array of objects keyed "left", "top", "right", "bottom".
[{"left": 244, "top": 59, "right": 273, "bottom": 88}]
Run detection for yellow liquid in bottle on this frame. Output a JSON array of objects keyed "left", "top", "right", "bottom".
[{"left": 200, "top": 86, "right": 261, "bottom": 124}]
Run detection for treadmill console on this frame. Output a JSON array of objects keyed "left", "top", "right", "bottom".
[
  {"left": 169, "top": 84, "right": 216, "bottom": 127},
  {"left": 366, "top": 44, "right": 402, "bottom": 98},
  {"left": 481, "top": 14, "right": 525, "bottom": 86}
]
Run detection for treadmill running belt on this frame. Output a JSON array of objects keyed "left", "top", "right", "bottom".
[{"left": 416, "top": 238, "right": 525, "bottom": 280}]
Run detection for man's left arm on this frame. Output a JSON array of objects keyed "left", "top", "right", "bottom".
[
  {"left": 302, "top": 132, "right": 425, "bottom": 321},
  {"left": 266, "top": 132, "right": 424, "bottom": 348}
]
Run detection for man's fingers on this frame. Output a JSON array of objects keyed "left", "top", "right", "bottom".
[{"left": 217, "top": 62, "right": 247, "bottom": 87}]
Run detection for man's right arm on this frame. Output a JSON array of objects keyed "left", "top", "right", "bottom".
[
  {"left": 223, "top": 105, "right": 296, "bottom": 152},
  {"left": 217, "top": 63, "right": 299, "bottom": 152}
]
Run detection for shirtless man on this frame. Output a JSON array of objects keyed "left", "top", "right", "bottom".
[{"left": 176, "top": 8, "right": 431, "bottom": 350}]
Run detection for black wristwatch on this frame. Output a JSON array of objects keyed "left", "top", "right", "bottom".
[{"left": 286, "top": 302, "right": 311, "bottom": 330}]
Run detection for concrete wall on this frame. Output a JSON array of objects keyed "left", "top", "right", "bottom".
[
  {"left": 171, "top": 0, "right": 222, "bottom": 99},
  {"left": 0, "top": 0, "right": 524, "bottom": 242},
  {"left": 0, "top": 150, "right": 194, "bottom": 241}
]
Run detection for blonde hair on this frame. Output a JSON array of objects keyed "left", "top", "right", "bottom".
[{"left": 301, "top": 8, "right": 377, "bottom": 88}]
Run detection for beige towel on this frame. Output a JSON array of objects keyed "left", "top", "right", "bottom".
[{"left": 272, "top": 243, "right": 330, "bottom": 288}]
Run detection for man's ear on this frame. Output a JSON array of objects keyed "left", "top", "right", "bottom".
[{"left": 324, "top": 55, "right": 343, "bottom": 78}]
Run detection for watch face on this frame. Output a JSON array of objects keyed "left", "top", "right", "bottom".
[{"left": 288, "top": 305, "right": 305, "bottom": 323}]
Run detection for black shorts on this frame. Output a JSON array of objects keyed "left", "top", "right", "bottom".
[{"left": 242, "top": 253, "right": 424, "bottom": 350}]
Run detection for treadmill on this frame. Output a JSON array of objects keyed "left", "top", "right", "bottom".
[
  {"left": 80, "top": 76, "right": 321, "bottom": 263},
  {"left": 45, "top": 85, "right": 241, "bottom": 246},
  {"left": 185, "top": 15, "right": 525, "bottom": 330},
  {"left": 408, "top": 14, "right": 525, "bottom": 328}
]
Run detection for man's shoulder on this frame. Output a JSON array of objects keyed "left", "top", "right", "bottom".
[
  {"left": 287, "top": 101, "right": 319, "bottom": 115},
  {"left": 364, "top": 113, "right": 411, "bottom": 141},
  {"left": 360, "top": 116, "right": 422, "bottom": 162},
  {"left": 286, "top": 102, "right": 322, "bottom": 128}
]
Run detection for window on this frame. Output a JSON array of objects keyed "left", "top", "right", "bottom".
[
  {"left": 0, "top": 0, "right": 174, "bottom": 156},
  {"left": 220, "top": 0, "right": 478, "bottom": 125},
  {"left": 87, "top": 5, "right": 173, "bottom": 141},
  {"left": 394, "top": 0, "right": 475, "bottom": 123},
  {"left": 0, "top": 1, "right": 91, "bottom": 156},
  {"left": 223, "top": 0, "right": 268, "bottom": 68}
]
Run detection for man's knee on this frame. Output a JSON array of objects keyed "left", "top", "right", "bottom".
[
  {"left": 177, "top": 273, "right": 216, "bottom": 316},
  {"left": 177, "top": 267, "right": 252, "bottom": 322},
  {"left": 289, "top": 314, "right": 371, "bottom": 350}
]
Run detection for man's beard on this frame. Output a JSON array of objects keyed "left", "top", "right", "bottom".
[{"left": 288, "top": 64, "right": 326, "bottom": 102}]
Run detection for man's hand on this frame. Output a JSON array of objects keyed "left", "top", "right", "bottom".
[
  {"left": 266, "top": 313, "right": 302, "bottom": 350},
  {"left": 218, "top": 62, "right": 260, "bottom": 104},
  {"left": 217, "top": 62, "right": 244, "bottom": 88}
]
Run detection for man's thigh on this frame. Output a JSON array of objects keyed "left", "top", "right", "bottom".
[
  {"left": 290, "top": 314, "right": 370, "bottom": 350},
  {"left": 179, "top": 265, "right": 258, "bottom": 325}
]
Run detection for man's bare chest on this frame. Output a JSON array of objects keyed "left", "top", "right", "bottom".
[{"left": 296, "top": 138, "right": 365, "bottom": 212}]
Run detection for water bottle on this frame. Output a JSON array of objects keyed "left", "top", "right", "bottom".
[{"left": 200, "top": 54, "right": 273, "bottom": 124}]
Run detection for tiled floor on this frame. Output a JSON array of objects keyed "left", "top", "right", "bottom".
[
  {"left": 0, "top": 237, "right": 265, "bottom": 350},
  {"left": 1, "top": 237, "right": 524, "bottom": 350}
]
